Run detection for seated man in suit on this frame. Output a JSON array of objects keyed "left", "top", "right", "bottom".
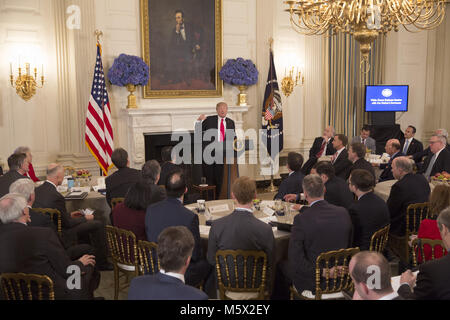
[
  {"left": 0, "top": 153, "right": 30, "bottom": 198},
  {"left": 33, "top": 164, "right": 112, "bottom": 271},
  {"left": 312, "top": 161, "right": 354, "bottom": 209},
  {"left": 208, "top": 177, "right": 275, "bottom": 295},
  {"left": 301, "top": 126, "right": 336, "bottom": 175},
  {"left": 271, "top": 174, "right": 352, "bottom": 299},
  {"left": 419, "top": 134, "right": 450, "bottom": 181},
  {"left": 105, "top": 148, "right": 141, "bottom": 208},
  {"left": 331, "top": 134, "right": 352, "bottom": 179},
  {"left": 142, "top": 160, "right": 167, "bottom": 205},
  {"left": 352, "top": 125, "right": 376, "bottom": 154},
  {"left": 348, "top": 169, "right": 390, "bottom": 250},
  {"left": 388, "top": 157, "right": 431, "bottom": 236},
  {"left": 145, "top": 170, "right": 211, "bottom": 289},
  {"left": 274, "top": 152, "right": 304, "bottom": 200},
  {"left": 398, "top": 207, "right": 450, "bottom": 300},
  {"left": 0, "top": 193, "right": 99, "bottom": 300},
  {"left": 128, "top": 226, "right": 208, "bottom": 300},
  {"left": 350, "top": 251, "right": 401, "bottom": 300},
  {"left": 377, "top": 139, "right": 404, "bottom": 182},
  {"left": 401, "top": 125, "right": 423, "bottom": 157},
  {"left": 347, "top": 142, "right": 376, "bottom": 180},
  {"left": 411, "top": 128, "right": 450, "bottom": 164},
  {"left": 158, "top": 146, "right": 179, "bottom": 187}
]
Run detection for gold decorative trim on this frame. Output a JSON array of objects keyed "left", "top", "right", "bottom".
[{"left": 140, "top": 0, "right": 223, "bottom": 99}]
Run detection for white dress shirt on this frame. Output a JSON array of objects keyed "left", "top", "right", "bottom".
[
  {"left": 378, "top": 291, "right": 399, "bottom": 300},
  {"left": 176, "top": 24, "right": 186, "bottom": 41},
  {"left": 333, "top": 147, "right": 346, "bottom": 163}
]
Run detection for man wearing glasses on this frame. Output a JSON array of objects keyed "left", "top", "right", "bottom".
[{"left": 420, "top": 135, "right": 450, "bottom": 181}]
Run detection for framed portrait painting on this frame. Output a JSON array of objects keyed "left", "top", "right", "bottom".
[{"left": 140, "top": 0, "right": 223, "bottom": 98}]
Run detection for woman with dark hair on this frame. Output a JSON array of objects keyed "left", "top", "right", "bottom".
[
  {"left": 415, "top": 184, "right": 450, "bottom": 262},
  {"left": 112, "top": 182, "right": 152, "bottom": 241}
]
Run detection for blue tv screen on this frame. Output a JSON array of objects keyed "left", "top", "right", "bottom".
[{"left": 365, "top": 85, "right": 409, "bottom": 112}]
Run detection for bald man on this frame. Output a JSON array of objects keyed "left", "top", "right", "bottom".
[
  {"left": 301, "top": 126, "right": 337, "bottom": 175},
  {"left": 33, "top": 164, "right": 112, "bottom": 271},
  {"left": 377, "top": 139, "right": 405, "bottom": 182}
]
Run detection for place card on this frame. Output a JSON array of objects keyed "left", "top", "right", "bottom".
[
  {"left": 208, "top": 204, "right": 230, "bottom": 214},
  {"left": 262, "top": 206, "right": 275, "bottom": 216}
]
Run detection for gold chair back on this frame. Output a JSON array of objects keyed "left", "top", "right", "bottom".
[
  {"left": 369, "top": 224, "right": 390, "bottom": 252},
  {"left": 290, "top": 247, "right": 360, "bottom": 300},
  {"left": 33, "top": 208, "right": 62, "bottom": 237},
  {"left": 215, "top": 250, "right": 268, "bottom": 300},
  {"left": 137, "top": 240, "right": 160, "bottom": 275},
  {"left": 105, "top": 225, "right": 139, "bottom": 300},
  {"left": 111, "top": 197, "right": 125, "bottom": 209},
  {"left": 1, "top": 273, "right": 54, "bottom": 300},
  {"left": 412, "top": 238, "right": 447, "bottom": 267}
]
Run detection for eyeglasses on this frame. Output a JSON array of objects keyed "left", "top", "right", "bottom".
[{"left": 429, "top": 141, "right": 439, "bottom": 145}]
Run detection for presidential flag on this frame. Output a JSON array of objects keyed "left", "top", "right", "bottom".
[
  {"left": 85, "top": 43, "right": 114, "bottom": 175},
  {"left": 261, "top": 50, "right": 283, "bottom": 160}
]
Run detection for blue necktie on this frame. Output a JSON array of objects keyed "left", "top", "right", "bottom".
[
  {"left": 403, "top": 140, "right": 410, "bottom": 154},
  {"left": 424, "top": 154, "right": 437, "bottom": 180}
]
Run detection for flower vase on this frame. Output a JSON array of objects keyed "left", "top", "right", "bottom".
[
  {"left": 236, "top": 85, "right": 248, "bottom": 106},
  {"left": 126, "top": 84, "right": 138, "bottom": 109}
]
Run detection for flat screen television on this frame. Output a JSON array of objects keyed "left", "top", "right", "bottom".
[{"left": 365, "top": 85, "right": 409, "bottom": 112}]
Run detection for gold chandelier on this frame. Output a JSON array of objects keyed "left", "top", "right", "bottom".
[{"left": 284, "top": 0, "right": 448, "bottom": 68}]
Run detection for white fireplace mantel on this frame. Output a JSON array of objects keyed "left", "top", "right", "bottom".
[{"left": 121, "top": 105, "right": 249, "bottom": 168}]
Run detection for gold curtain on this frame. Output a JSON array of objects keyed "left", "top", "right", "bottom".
[{"left": 323, "top": 33, "right": 385, "bottom": 138}]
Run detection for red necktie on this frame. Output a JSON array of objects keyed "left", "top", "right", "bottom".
[
  {"left": 220, "top": 119, "right": 225, "bottom": 142},
  {"left": 316, "top": 139, "right": 326, "bottom": 158},
  {"left": 362, "top": 138, "right": 366, "bottom": 145}
]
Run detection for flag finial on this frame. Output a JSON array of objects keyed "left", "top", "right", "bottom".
[
  {"left": 269, "top": 37, "right": 273, "bottom": 51},
  {"left": 94, "top": 30, "right": 103, "bottom": 44}
]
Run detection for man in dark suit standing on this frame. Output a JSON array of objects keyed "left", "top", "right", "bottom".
[
  {"left": 401, "top": 125, "right": 423, "bottom": 157},
  {"left": 330, "top": 134, "right": 352, "bottom": 179},
  {"left": 274, "top": 152, "right": 304, "bottom": 200},
  {"left": 377, "top": 139, "right": 404, "bottom": 182},
  {"left": 0, "top": 153, "right": 30, "bottom": 198},
  {"left": 141, "top": 160, "right": 167, "bottom": 205},
  {"left": 145, "top": 170, "right": 211, "bottom": 289},
  {"left": 398, "top": 207, "right": 450, "bottom": 300},
  {"left": 419, "top": 134, "right": 450, "bottom": 181},
  {"left": 348, "top": 169, "right": 389, "bottom": 250},
  {"left": 350, "top": 251, "right": 402, "bottom": 300},
  {"left": 347, "top": 142, "right": 376, "bottom": 180},
  {"left": 196, "top": 102, "right": 236, "bottom": 199},
  {"left": 312, "top": 161, "right": 354, "bottom": 209},
  {"left": 128, "top": 226, "right": 207, "bottom": 300},
  {"left": 388, "top": 157, "right": 431, "bottom": 236},
  {"left": 105, "top": 148, "right": 141, "bottom": 208},
  {"left": 33, "top": 164, "right": 111, "bottom": 271},
  {"left": 208, "top": 177, "right": 275, "bottom": 295},
  {"left": 0, "top": 193, "right": 99, "bottom": 300},
  {"left": 301, "top": 126, "right": 336, "bottom": 175}
]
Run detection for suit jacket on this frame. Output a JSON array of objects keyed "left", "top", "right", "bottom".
[
  {"left": 197, "top": 115, "right": 237, "bottom": 157},
  {"left": 274, "top": 171, "right": 304, "bottom": 200},
  {"left": 128, "top": 272, "right": 208, "bottom": 300},
  {"left": 146, "top": 183, "right": 167, "bottom": 206},
  {"left": 387, "top": 173, "right": 431, "bottom": 236},
  {"left": 398, "top": 254, "right": 450, "bottom": 300},
  {"left": 33, "top": 182, "right": 86, "bottom": 246},
  {"left": 0, "top": 170, "right": 28, "bottom": 198},
  {"left": 146, "top": 198, "right": 202, "bottom": 263},
  {"left": 348, "top": 158, "right": 376, "bottom": 180},
  {"left": 112, "top": 202, "right": 146, "bottom": 241},
  {"left": 413, "top": 143, "right": 450, "bottom": 163},
  {"left": 0, "top": 223, "right": 87, "bottom": 299},
  {"left": 351, "top": 136, "right": 376, "bottom": 154},
  {"left": 401, "top": 138, "right": 423, "bottom": 156},
  {"left": 207, "top": 209, "right": 275, "bottom": 285},
  {"left": 301, "top": 137, "right": 336, "bottom": 175},
  {"left": 379, "top": 151, "right": 405, "bottom": 182},
  {"left": 348, "top": 192, "right": 390, "bottom": 251},
  {"left": 419, "top": 148, "right": 450, "bottom": 177},
  {"left": 332, "top": 149, "right": 352, "bottom": 180},
  {"left": 324, "top": 176, "right": 355, "bottom": 209},
  {"left": 29, "top": 207, "right": 57, "bottom": 231},
  {"left": 105, "top": 167, "right": 141, "bottom": 207},
  {"left": 289, "top": 200, "right": 352, "bottom": 292},
  {"left": 158, "top": 162, "right": 179, "bottom": 186}
]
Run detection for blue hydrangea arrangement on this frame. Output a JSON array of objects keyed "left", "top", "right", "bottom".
[
  {"left": 219, "top": 58, "right": 259, "bottom": 86},
  {"left": 107, "top": 54, "right": 149, "bottom": 86}
]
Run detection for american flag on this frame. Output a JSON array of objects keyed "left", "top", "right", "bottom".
[
  {"left": 85, "top": 44, "right": 114, "bottom": 175},
  {"left": 264, "top": 101, "right": 275, "bottom": 121}
]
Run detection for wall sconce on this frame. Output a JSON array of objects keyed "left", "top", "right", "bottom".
[
  {"left": 10, "top": 62, "right": 45, "bottom": 101},
  {"left": 281, "top": 67, "right": 304, "bottom": 97}
]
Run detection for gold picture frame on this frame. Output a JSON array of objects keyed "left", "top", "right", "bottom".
[{"left": 140, "top": 0, "right": 223, "bottom": 99}]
